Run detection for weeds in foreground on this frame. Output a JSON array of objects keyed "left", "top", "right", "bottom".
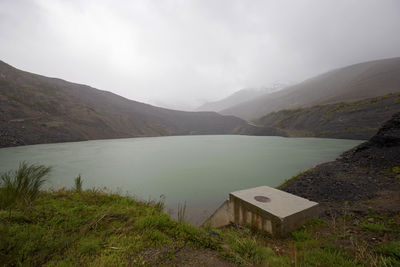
[
  {"left": 74, "top": 174, "right": 83, "bottom": 192},
  {"left": 146, "top": 194, "right": 166, "bottom": 212},
  {"left": 177, "top": 201, "right": 187, "bottom": 223},
  {"left": 0, "top": 162, "right": 51, "bottom": 215},
  {"left": 0, "top": 189, "right": 219, "bottom": 266}
]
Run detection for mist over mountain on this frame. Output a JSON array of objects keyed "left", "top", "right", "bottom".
[
  {"left": 0, "top": 60, "right": 250, "bottom": 147},
  {"left": 221, "top": 58, "right": 400, "bottom": 120},
  {"left": 196, "top": 84, "right": 286, "bottom": 112}
]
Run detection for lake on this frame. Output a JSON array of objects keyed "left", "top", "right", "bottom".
[{"left": 0, "top": 135, "right": 362, "bottom": 224}]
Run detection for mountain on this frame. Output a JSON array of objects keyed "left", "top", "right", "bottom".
[
  {"left": 196, "top": 84, "right": 285, "bottom": 112},
  {"left": 254, "top": 93, "right": 400, "bottom": 140},
  {"left": 221, "top": 58, "right": 400, "bottom": 120},
  {"left": 0, "top": 60, "right": 250, "bottom": 148}
]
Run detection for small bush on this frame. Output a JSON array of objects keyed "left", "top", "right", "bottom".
[
  {"left": 291, "top": 230, "right": 312, "bottom": 241},
  {"left": 360, "top": 222, "right": 387, "bottom": 232},
  {"left": 230, "top": 237, "right": 269, "bottom": 264},
  {"left": 0, "top": 162, "right": 51, "bottom": 210},
  {"left": 74, "top": 174, "right": 83, "bottom": 192}
]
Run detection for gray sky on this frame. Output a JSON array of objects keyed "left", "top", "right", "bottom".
[{"left": 1, "top": 0, "right": 400, "bottom": 110}]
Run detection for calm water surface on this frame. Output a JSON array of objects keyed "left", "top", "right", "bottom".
[{"left": 0, "top": 135, "right": 362, "bottom": 224}]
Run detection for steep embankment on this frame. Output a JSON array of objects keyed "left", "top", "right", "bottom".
[
  {"left": 256, "top": 93, "right": 400, "bottom": 140},
  {"left": 0, "top": 60, "right": 249, "bottom": 148},
  {"left": 222, "top": 57, "right": 400, "bottom": 120},
  {"left": 282, "top": 112, "right": 400, "bottom": 216}
]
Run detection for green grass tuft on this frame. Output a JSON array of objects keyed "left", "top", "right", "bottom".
[
  {"left": 0, "top": 162, "right": 51, "bottom": 212},
  {"left": 74, "top": 174, "right": 83, "bottom": 192}
]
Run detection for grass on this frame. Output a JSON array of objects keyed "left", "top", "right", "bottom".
[
  {"left": 0, "top": 188, "right": 219, "bottom": 266},
  {"left": 1, "top": 187, "right": 399, "bottom": 266},
  {"left": 177, "top": 201, "right": 187, "bottom": 223},
  {"left": 360, "top": 222, "right": 388, "bottom": 232},
  {"left": 0, "top": 162, "right": 51, "bottom": 214},
  {"left": 74, "top": 174, "right": 83, "bottom": 192},
  {"left": 379, "top": 242, "right": 400, "bottom": 263}
]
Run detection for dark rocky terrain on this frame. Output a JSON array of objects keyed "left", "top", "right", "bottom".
[
  {"left": 222, "top": 57, "right": 400, "bottom": 120},
  {"left": 282, "top": 112, "right": 400, "bottom": 216},
  {"left": 255, "top": 93, "right": 400, "bottom": 140},
  {"left": 0, "top": 60, "right": 251, "bottom": 148}
]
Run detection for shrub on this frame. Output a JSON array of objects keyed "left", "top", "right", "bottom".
[
  {"left": 74, "top": 174, "right": 83, "bottom": 192},
  {"left": 291, "top": 230, "right": 312, "bottom": 241},
  {"left": 0, "top": 162, "right": 51, "bottom": 211},
  {"left": 230, "top": 237, "right": 269, "bottom": 264}
]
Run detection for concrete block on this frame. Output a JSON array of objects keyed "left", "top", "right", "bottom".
[
  {"left": 230, "top": 186, "right": 319, "bottom": 236},
  {"left": 203, "top": 186, "right": 318, "bottom": 237}
]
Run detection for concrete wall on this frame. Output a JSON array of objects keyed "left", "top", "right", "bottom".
[
  {"left": 202, "top": 199, "right": 233, "bottom": 228},
  {"left": 230, "top": 194, "right": 318, "bottom": 237},
  {"left": 231, "top": 194, "right": 281, "bottom": 235},
  {"left": 203, "top": 192, "right": 319, "bottom": 237}
]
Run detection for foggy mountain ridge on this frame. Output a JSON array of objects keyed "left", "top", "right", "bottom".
[
  {"left": 0, "top": 60, "right": 251, "bottom": 148},
  {"left": 196, "top": 83, "right": 287, "bottom": 112},
  {"left": 255, "top": 92, "right": 400, "bottom": 140},
  {"left": 220, "top": 57, "right": 400, "bottom": 120}
]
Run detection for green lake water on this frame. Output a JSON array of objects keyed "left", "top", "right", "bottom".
[{"left": 0, "top": 135, "right": 362, "bottom": 224}]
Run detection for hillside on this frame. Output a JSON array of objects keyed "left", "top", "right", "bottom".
[
  {"left": 196, "top": 84, "right": 285, "bottom": 112},
  {"left": 0, "top": 60, "right": 250, "bottom": 148},
  {"left": 255, "top": 93, "right": 400, "bottom": 140},
  {"left": 221, "top": 57, "right": 400, "bottom": 120},
  {"left": 282, "top": 111, "right": 400, "bottom": 211}
]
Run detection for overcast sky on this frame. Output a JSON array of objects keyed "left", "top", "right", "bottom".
[{"left": 1, "top": 0, "right": 399, "bottom": 110}]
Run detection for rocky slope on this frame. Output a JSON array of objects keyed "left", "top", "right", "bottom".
[
  {"left": 255, "top": 93, "right": 400, "bottom": 140},
  {"left": 221, "top": 57, "right": 400, "bottom": 120},
  {"left": 0, "top": 60, "right": 250, "bottom": 148},
  {"left": 282, "top": 112, "right": 400, "bottom": 216}
]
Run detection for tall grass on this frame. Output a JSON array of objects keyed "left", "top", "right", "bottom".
[
  {"left": 74, "top": 174, "right": 83, "bottom": 192},
  {"left": 0, "top": 162, "right": 51, "bottom": 213},
  {"left": 177, "top": 201, "right": 187, "bottom": 223}
]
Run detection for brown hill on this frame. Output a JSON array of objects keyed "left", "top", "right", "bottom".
[
  {"left": 0, "top": 60, "right": 249, "bottom": 147},
  {"left": 221, "top": 57, "right": 400, "bottom": 120},
  {"left": 254, "top": 93, "right": 400, "bottom": 140}
]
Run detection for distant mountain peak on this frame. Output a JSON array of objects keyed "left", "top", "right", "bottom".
[
  {"left": 220, "top": 57, "right": 400, "bottom": 120},
  {"left": 196, "top": 83, "right": 287, "bottom": 112}
]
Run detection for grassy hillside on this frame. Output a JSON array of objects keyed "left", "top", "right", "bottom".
[
  {"left": 0, "top": 60, "right": 248, "bottom": 148},
  {"left": 1, "top": 187, "right": 399, "bottom": 266},
  {"left": 255, "top": 93, "right": 400, "bottom": 140},
  {"left": 221, "top": 57, "right": 400, "bottom": 120}
]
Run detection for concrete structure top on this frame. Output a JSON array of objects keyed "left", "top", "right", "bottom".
[{"left": 230, "top": 185, "right": 318, "bottom": 219}]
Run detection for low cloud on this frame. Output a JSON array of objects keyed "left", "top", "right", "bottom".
[{"left": 1, "top": 0, "right": 399, "bottom": 110}]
